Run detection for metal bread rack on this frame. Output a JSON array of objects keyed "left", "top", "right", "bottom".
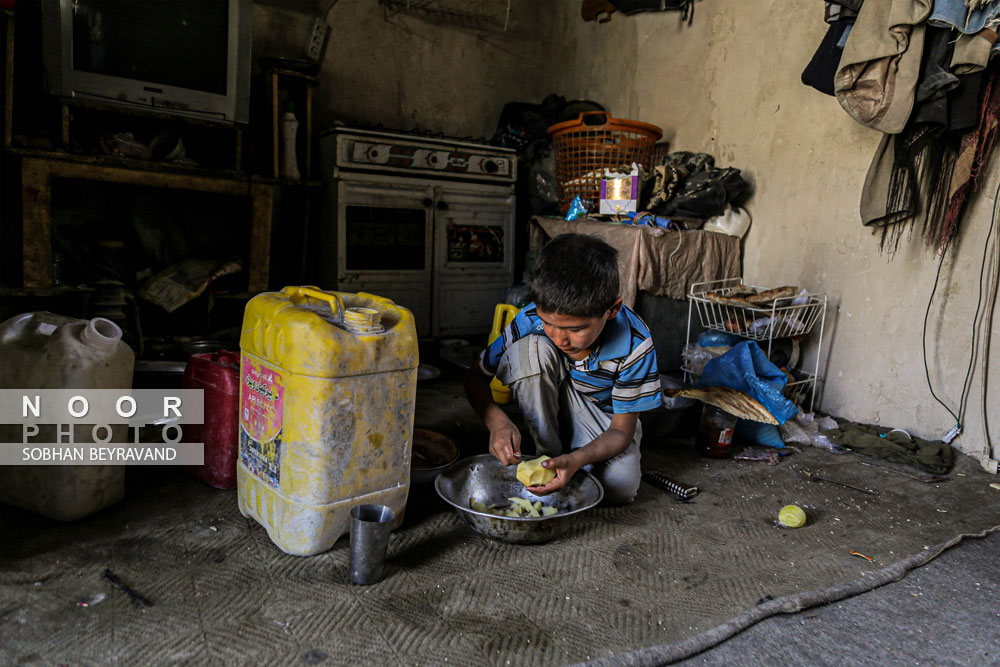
[{"left": 684, "top": 277, "right": 828, "bottom": 412}]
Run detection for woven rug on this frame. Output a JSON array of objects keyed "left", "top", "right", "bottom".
[{"left": 3, "top": 435, "right": 999, "bottom": 665}]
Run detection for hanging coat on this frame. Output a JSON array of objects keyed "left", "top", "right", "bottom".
[{"left": 834, "top": 0, "right": 933, "bottom": 134}]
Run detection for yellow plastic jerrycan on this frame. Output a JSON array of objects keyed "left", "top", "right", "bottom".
[
  {"left": 237, "top": 286, "right": 418, "bottom": 556},
  {"left": 488, "top": 304, "right": 521, "bottom": 404}
]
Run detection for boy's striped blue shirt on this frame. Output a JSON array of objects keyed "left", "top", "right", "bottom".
[{"left": 480, "top": 302, "right": 662, "bottom": 414}]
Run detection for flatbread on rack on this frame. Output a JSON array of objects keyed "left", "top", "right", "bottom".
[
  {"left": 746, "top": 286, "right": 798, "bottom": 305},
  {"left": 703, "top": 292, "right": 755, "bottom": 308},
  {"left": 729, "top": 284, "right": 757, "bottom": 297},
  {"left": 662, "top": 386, "right": 779, "bottom": 424}
]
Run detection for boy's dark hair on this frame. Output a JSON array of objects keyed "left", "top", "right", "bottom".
[{"left": 531, "top": 233, "right": 619, "bottom": 317}]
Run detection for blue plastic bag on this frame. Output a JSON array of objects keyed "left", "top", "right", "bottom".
[
  {"left": 697, "top": 330, "right": 744, "bottom": 348},
  {"left": 697, "top": 340, "right": 797, "bottom": 425},
  {"left": 565, "top": 196, "right": 589, "bottom": 221},
  {"left": 625, "top": 211, "right": 672, "bottom": 228},
  {"left": 735, "top": 419, "right": 786, "bottom": 448}
]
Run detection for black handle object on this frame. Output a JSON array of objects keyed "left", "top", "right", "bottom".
[
  {"left": 436, "top": 200, "right": 449, "bottom": 211},
  {"left": 642, "top": 470, "right": 699, "bottom": 500},
  {"left": 422, "top": 197, "right": 433, "bottom": 207},
  {"left": 104, "top": 568, "right": 152, "bottom": 607}
]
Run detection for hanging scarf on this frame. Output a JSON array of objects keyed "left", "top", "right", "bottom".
[
  {"left": 935, "top": 67, "right": 1000, "bottom": 251},
  {"left": 859, "top": 27, "right": 972, "bottom": 254}
]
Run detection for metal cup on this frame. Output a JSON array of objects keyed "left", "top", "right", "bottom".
[{"left": 349, "top": 504, "right": 395, "bottom": 585}]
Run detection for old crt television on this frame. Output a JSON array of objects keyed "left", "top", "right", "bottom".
[{"left": 41, "top": 0, "right": 252, "bottom": 124}]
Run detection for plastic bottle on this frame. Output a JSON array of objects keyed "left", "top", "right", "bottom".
[
  {"left": 280, "top": 101, "right": 301, "bottom": 180},
  {"left": 696, "top": 404, "right": 736, "bottom": 458},
  {"left": 0, "top": 312, "right": 135, "bottom": 520}
]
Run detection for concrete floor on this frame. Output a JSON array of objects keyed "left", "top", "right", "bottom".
[
  {"left": 676, "top": 529, "right": 1000, "bottom": 666},
  {"left": 2, "top": 342, "right": 999, "bottom": 665},
  {"left": 420, "top": 345, "right": 1000, "bottom": 666}
]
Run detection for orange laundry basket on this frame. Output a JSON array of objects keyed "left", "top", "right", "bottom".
[{"left": 549, "top": 111, "right": 662, "bottom": 215}]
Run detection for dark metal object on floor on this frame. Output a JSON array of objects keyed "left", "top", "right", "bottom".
[
  {"left": 799, "top": 470, "right": 879, "bottom": 496},
  {"left": 411, "top": 428, "right": 460, "bottom": 485},
  {"left": 103, "top": 569, "right": 151, "bottom": 607},
  {"left": 438, "top": 340, "right": 480, "bottom": 370},
  {"left": 642, "top": 470, "right": 699, "bottom": 500},
  {"left": 857, "top": 460, "right": 948, "bottom": 483},
  {"left": 182, "top": 340, "right": 229, "bottom": 357},
  {"left": 417, "top": 363, "right": 441, "bottom": 381}
]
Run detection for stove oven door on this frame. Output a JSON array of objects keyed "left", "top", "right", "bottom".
[
  {"left": 433, "top": 183, "right": 515, "bottom": 337},
  {"left": 335, "top": 177, "right": 434, "bottom": 335}
]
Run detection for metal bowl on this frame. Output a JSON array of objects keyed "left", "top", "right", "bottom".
[
  {"left": 411, "top": 428, "right": 460, "bottom": 485},
  {"left": 435, "top": 454, "right": 604, "bottom": 544},
  {"left": 182, "top": 340, "right": 229, "bottom": 357},
  {"left": 417, "top": 364, "right": 442, "bottom": 382}
]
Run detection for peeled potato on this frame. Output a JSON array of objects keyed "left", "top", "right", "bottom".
[
  {"left": 516, "top": 456, "right": 555, "bottom": 487},
  {"left": 469, "top": 496, "right": 559, "bottom": 518}
]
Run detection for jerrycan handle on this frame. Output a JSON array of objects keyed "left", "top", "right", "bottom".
[
  {"left": 283, "top": 286, "right": 345, "bottom": 322},
  {"left": 488, "top": 304, "right": 521, "bottom": 345}
]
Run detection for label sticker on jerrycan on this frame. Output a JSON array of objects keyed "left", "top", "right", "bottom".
[{"left": 240, "top": 357, "right": 285, "bottom": 489}]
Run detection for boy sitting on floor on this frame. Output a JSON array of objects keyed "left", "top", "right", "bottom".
[{"left": 464, "top": 233, "right": 662, "bottom": 505}]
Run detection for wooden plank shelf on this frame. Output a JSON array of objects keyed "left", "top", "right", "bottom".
[
  {"left": 59, "top": 97, "right": 247, "bottom": 130},
  {"left": 7, "top": 146, "right": 246, "bottom": 180},
  {"left": 19, "top": 153, "right": 276, "bottom": 292},
  {"left": 0, "top": 285, "right": 94, "bottom": 297}
]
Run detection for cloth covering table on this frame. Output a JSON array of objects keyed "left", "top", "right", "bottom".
[{"left": 530, "top": 216, "right": 741, "bottom": 308}]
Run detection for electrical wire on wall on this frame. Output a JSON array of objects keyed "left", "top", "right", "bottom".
[
  {"left": 922, "top": 173, "right": 1000, "bottom": 471},
  {"left": 977, "top": 179, "right": 1000, "bottom": 469},
  {"left": 322, "top": 0, "right": 341, "bottom": 18}
]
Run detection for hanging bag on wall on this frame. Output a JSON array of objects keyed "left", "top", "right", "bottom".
[{"left": 609, "top": 0, "right": 697, "bottom": 23}]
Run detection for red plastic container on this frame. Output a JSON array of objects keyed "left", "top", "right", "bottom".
[{"left": 183, "top": 350, "right": 240, "bottom": 489}]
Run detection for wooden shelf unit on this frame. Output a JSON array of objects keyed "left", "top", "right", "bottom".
[
  {"left": 58, "top": 97, "right": 246, "bottom": 171},
  {"left": 253, "top": 68, "right": 318, "bottom": 181},
  {"left": 0, "top": 9, "right": 313, "bottom": 297},
  {"left": 18, "top": 151, "right": 276, "bottom": 292}
]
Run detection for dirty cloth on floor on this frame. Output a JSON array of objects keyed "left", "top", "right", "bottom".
[
  {"left": 824, "top": 419, "right": 954, "bottom": 474},
  {"left": 1, "top": 444, "right": 998, "bottom": 666}
]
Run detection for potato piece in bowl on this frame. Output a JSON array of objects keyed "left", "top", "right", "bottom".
[
  {"left": 509, "top": 497, "right": 540, "bottom": 517},
  {"left": 468, "top": 496, "right": 559, "bottom": 518}
]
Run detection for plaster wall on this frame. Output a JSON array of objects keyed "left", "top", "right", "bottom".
[
  {"left": 252, "top": 0, "right": 558, "bottom": 139},
  {"left": 552, "top": 2, "right": 1000, "bottom": 463}
]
